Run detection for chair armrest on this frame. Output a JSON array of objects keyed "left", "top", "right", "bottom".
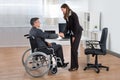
[
  {"left": 86, "top": 40, "right": 100, "bottom": 45},
  {"left": 86, "top": 41, "right": 95, "bottom": 49},
  {"left": 86, "top": 40, "right": 100, "bottom": 43},
  {"left": 86, "top": 40, "right": 101, "bottom": 49}
]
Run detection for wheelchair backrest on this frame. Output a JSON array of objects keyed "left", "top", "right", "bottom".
[{"left": 24, "top": 34, "right": 38, "bottom": 52}]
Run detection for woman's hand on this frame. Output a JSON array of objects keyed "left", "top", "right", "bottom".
[
  {"left": 72, "top": 37, "right": 75, "bottom": 42},
  {"left": 59, "top": 33, "right": 65, "bottom": 38}
]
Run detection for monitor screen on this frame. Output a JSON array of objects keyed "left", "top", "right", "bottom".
[
  {"left": 59, "top": 23, "right": 66, "bottom": 33},
  {"left": 44, "top": 30, "right": 55, "bottom": 34},
  {"left": 59, "top": 23, "right": 70, "bottom": 39}
]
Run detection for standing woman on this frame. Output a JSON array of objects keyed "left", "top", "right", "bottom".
[{"left": 60, "top": 3, "right": 83, "bottom": 71}]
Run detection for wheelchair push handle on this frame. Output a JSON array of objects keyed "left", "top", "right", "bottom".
[
  {"left": 24, "top": 34, "right": 30, "bottom": 39},
  {"left": 24, "top": 34, "right": 35, "bottom": 39},
  {"left": 24, "top": 34, "right": 29, "bottom": 37}
]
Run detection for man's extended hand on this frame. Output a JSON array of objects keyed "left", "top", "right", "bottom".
[{"left": 47, "top": 42, "right": 52, "bottom": 47}]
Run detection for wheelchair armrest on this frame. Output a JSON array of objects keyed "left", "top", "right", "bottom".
[
  {"left": 47, "top": 48, "right": 55, "bottom": 53},
  {"left": 47, "top": 48, "right": 54, "bottom": 50}
]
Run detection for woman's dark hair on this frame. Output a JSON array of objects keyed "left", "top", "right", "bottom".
[
  {"left": 61, "top": 3, "right": 71, "bottom": 20},
  {"left": 30, "top": 17, "right": 39, "bottom": 26}
]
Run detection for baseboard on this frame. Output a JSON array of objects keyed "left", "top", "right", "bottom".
[
  {"left": 107, "top": 50, "right": 120, "bottom": 58},
  {"left": 0, "top": 44, "right": 29, "bottom": 48}
]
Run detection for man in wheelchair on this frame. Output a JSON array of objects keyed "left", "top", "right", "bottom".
[{"left": 29, "top": 17, "right": 68, "bottom": 68}]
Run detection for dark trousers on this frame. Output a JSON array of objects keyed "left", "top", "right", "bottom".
[
  {"left": 39, "top": 43, "right": 64, "bottom": 64},
  {"left": 50, "top": 43, "right": 64, "bottom": 63},
  {"left": 70, "top": 31, "right": 82, "bottom": 68}
]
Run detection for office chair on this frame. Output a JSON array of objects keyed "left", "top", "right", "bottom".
[{"left": 84, "top": 28, "right": 109, "bottom": 73}]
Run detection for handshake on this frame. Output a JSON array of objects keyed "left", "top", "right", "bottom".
[{"left": 58, "top": 32, "right": 65, "bottom": 38}]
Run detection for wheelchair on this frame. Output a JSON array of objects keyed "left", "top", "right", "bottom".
[{"left": 22, "top": 34, "right": 63, "bottom": 77}]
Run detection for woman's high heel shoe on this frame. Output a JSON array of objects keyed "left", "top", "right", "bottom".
[{"left": 68, "top": 67, "right": 78, "bottom": 71}]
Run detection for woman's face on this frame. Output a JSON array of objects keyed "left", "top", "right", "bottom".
[{"left": 61, "top": 8, "right": 66, "bottom": 14}]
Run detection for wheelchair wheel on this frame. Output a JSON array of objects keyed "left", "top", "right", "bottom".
[
  {"left": 24, "top": 52, "right": 50, "bottom": 77},
  {"left": 22, "top": 48, "right": 32, "bottom": 66}
]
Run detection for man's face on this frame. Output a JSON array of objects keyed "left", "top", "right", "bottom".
[{"left": 33, "top": 19, "right": 41, "bottom": 28}]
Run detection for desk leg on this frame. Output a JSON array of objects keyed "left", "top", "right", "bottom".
[
  {"left": 87, "top": 55, "right": 90, "bottom": 64},
  {"left": 78, "top": 44, "right": 80, "bottom": 57}
]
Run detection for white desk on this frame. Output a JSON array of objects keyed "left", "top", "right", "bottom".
[
  {"left": 46, "top": 38, "right": 70, "bottom": 45},
  {"left": 90, "top": 30, "right": 101, "bottom": 41},
  {"left": 46, "top": 38, "right": 81, "bottom": 57}
]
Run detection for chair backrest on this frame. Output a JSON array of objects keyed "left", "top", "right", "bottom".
[
  {"left": 99, "top": 28, "right": 108, "bottom": 53},
  {"left": 24, "top": 34, "right": 38, "bottom": 52}
]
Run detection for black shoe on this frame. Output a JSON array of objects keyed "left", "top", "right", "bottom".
[
  {"left": 62, "top": 62, "right": 69, "bottom": 68},
  {"left": 68, "top": 67, "right": 78, "bottom": 71},
  {"left": 57, "top": 62, "right": 62, "bottom": 67},
  {"left": 57, "top": 62, "right": 69, "bottom": 68}
]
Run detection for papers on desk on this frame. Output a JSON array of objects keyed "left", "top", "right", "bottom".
[
  {"left": 57, "top": 36, "right": 69, "bottom": 41},
  {"left": 57, "top": 36, "right": 62, "bottom": 40}
]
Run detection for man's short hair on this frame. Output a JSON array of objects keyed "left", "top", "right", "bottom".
[{"left": 30, "top": 17, "right": 39, "bottom": 26}]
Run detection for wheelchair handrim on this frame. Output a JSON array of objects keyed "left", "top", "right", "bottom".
[
  {"left": 22, "top": 48, "right": 31, "bottom": 66},
  {"left": 24, "top": 52, "right": 50, "bottom": 77}
]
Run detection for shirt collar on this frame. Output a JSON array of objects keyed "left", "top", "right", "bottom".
[
  {"left": 69, "top": 10, "right": 72, "bottom": 16},
  {"left": 66, "top": 10, "right": 72, "bottom": 21}
]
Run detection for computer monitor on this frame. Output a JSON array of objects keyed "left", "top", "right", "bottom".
[
  {"left": 44, "top": 30, "right": 55, "bottom": 34},
  {"left": 59, "top": 23, "right": 70, "bottom": 39}
]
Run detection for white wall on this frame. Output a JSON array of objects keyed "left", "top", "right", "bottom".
[
  {"left": 0, "top": 0, "right": 44, "bottom": 47},
  {"left": 0, "top": 0, "right": 43, "bottom": 27},
  {"left": 89, "top": 0, "right": 120, "bottom": 54},
  {"left": 65, "top": 0, "right": 88, "bottom": 12},
  {"left": 0, "top": 27, "right": 30, "bottom": 47},
  {"left": 65, "top": 0, "right": 89, "bottom": 27}
]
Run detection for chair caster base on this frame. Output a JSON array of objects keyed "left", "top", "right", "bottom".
[{"left": 84, "top": 63, "right": 109, "bottom": 73}]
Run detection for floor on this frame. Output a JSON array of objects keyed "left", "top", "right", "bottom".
[{"left": 0, "top": 46, "right": 120, "bottom": 80}]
